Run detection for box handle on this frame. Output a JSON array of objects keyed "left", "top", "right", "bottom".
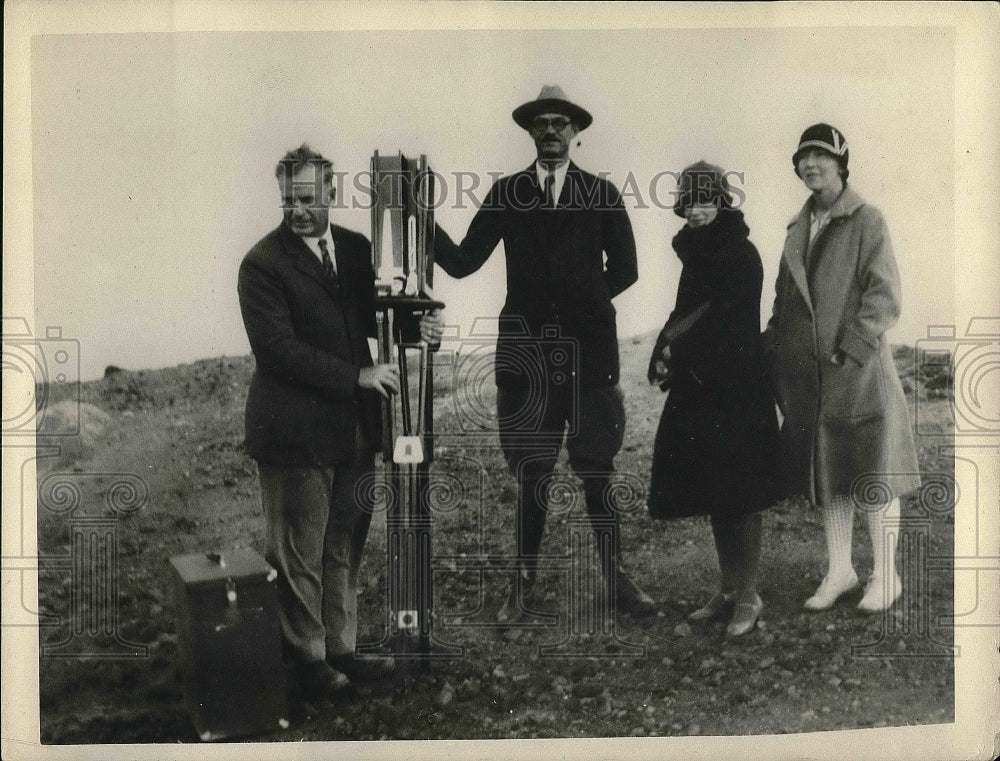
[
  {"left": 206, "top": 551, "right": 227, "bottom": 569},
  {"left": 221, "top": 577, "right": 241, "bottom": 627}
]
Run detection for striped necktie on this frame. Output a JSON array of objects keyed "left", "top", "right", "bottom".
[{"left": 317, "top": 237, "right": 338, "bottom": 286}]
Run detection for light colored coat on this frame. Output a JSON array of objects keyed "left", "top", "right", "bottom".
[{"left": 763, "top": 186, "right": 920, "bottom": 506}]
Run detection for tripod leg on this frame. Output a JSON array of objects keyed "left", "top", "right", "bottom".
[{"left": 398, "top": 343, "right": 411, "bottom": 436}]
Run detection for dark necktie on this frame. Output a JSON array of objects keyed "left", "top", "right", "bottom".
[
  {"left": 317, "top": 237, "right": 338, "bottom": 287},
  {"left": 544, "top": 171, "right": 556, "bottom": 208}
]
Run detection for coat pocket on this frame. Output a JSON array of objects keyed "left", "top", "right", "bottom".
[
  {"left": 819, "top": 413, "right": 887, "bottom": 498},
  {"left": 820, "top": 354, "right": 886, "bottom": 418}
]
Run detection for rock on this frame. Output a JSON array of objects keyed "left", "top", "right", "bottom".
[
  {"left": 759, "top": 656, "right": 775, "bottom": 669},
  {"left": 629, "top": 726, "right": 645, "bottom": 737},
  {"left": 36, "top": 401, "right": 111, "bottom": 462},
  {"left": 827, "top": 676, "right": 842, "bottom": 688},
  {"left": 673, "top": 622, "right": 692, "bottom": 638},
  {"left": 492, "top": 665, "right": 506, "bottom": 679},
  {"left": 435, "top": 683, "right": 455, "bottom": 707}
]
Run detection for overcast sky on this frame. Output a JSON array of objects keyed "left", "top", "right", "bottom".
[{"left": 30, "top": 22, "right": 956, "bottom": 380}]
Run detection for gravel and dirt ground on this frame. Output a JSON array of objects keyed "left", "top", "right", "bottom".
[{"left": 35, "top": 336, "right": 955, "bottom": 743}]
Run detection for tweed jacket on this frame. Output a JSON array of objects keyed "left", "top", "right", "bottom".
[{"left": 433, "top": 162, "right": 637, "bottom": 389}]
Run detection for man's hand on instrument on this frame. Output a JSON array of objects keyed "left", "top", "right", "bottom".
[
  {"left": 419, "top": 308, "right": 445, "bottom": 344},
  {"left": 359, "top": 364, "right": 400, "bottom": 398}
]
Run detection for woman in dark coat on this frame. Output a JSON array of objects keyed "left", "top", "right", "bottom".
[{"left": 648, "top": 161, "right": 779, "bottom": 637}]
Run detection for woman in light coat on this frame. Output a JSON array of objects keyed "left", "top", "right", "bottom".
[{"left": 763, "top": 123, "right": 920, "bottom": 612}]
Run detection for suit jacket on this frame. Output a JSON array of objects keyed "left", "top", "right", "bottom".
[
  {"left": 433, "top": 162, "right": 637, "bottom": 389},
  {"left": 238, "top": 222, "right": 381, "bottom": 466}
]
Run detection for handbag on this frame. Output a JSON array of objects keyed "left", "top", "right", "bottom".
[{"left": 647, "top": 300, "right": 712, "bottom": 390}]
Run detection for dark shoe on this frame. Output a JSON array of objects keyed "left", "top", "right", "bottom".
[
  {"left": 688, "top": 592, "right": 735, "bottom": 623},
  {"left": 613, "top": 571, "right": 658, "bottom": 617},
  {"left": 725, "top": 594, "right": 763, "bottom": 638},
  {"left": 296, "top": 660, "right": 349, "bottom": 701},
  {"left": 327, "top": 651, "right": 395, "bottom": 683}
]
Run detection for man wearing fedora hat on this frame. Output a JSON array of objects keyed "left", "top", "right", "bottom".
[{"left": 433, "top": 85, "right": 656, "bottom": 624}]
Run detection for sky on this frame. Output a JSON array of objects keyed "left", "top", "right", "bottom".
[{"left": 29, "top": 22, "right": 956, "bottom": 380}]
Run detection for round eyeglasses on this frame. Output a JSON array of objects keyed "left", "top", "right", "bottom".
[{"left": 531, "top": 116, "right": 572, "bottom": 132}]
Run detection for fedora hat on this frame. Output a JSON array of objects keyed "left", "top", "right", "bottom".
[{"left": 512, "top": 85, "right": 593, "bottom": 131}]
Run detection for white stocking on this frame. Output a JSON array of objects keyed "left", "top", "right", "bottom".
[
  {"left": 858, "top": 497, "right": 903, "bottom": 610},
  {"left": 823, "top": 494, "right": 856, "bottom": 580},
  {"left": 865, "top": 497, "right": 901, "bottom": 583},
  {"left": 804, "top": 494, "right": 859, "bottom": 610}
]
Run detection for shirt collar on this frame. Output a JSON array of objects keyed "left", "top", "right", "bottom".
[
  {"left": 535, "top": 160, "right": 570, "bottom": 205},
  {"left": 299, "top": 224, "right": 334, "bottom": 265}
]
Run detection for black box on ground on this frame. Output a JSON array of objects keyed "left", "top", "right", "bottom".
[{"left": 169, "top": 547, "right": 289, "bottom": 741}]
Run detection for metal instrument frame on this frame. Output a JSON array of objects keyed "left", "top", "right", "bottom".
[{"left": 364, "top": 151, "right": 444, "bottom": 668}]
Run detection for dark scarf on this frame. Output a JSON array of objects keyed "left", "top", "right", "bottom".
[{"left": 672, "top": 208, "right": 751, "bottom": 266}]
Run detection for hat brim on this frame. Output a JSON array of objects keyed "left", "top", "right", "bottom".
[
  {"left": 512, "top": 98, "right": 593, "bottom": 131},
  {"left": 792, "top": 146, "right": 846, "bottom": 167}
]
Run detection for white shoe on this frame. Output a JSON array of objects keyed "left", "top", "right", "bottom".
[
  {"left": 803, "top": 571, "right": 859, "bottom": 611},
  {"left": 857, "top": 573, "right": 902, "bottom": 613}
]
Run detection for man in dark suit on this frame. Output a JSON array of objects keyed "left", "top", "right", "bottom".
[
  {"left": 433, "top": 86, "right": 656, "bottom": 622},
  {"left": 238, "top": 144, "right": 442, "bottom": 700}
]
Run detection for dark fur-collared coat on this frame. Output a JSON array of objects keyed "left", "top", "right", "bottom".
[{"left": 647, "top": 209, "right": 779, "bottom": 519}]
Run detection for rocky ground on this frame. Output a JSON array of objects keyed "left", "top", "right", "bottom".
[{"left": 34, "top": 337, "right": 955, "bottom": 743}]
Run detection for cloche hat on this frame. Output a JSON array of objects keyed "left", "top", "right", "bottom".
[
  {"left": 673, "top": 160, "right": 734, "bottom": 218},
  {"left": 512, "top": 85, "right": 593, "bottom": 131},
  {"left": 792, "top": 123, "right": 850, "bottom": 174}
]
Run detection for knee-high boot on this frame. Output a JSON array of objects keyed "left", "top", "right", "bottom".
[
  {"left": 498, "top": 477, "right": 547, "bottom": 625},
  {"left": 583, "top": 481, "right": 656, "bottom": 616}
]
